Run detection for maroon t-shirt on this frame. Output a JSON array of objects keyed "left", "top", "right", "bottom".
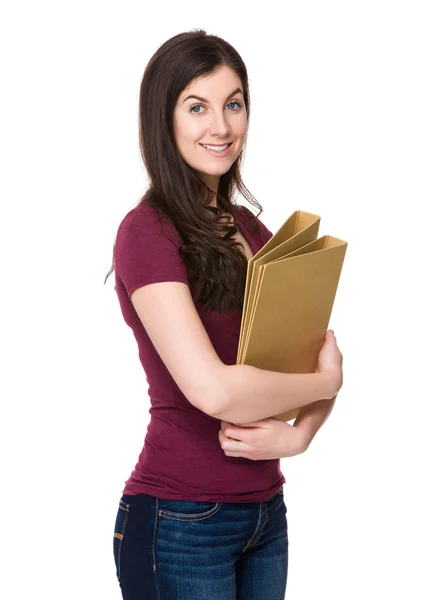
[{"left": 114, "top": 198, "right": 286, "bottom": 502}]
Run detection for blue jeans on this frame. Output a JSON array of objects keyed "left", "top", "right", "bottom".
[{"left": 113, "top": 488, "right": 288, "bottom": 599}]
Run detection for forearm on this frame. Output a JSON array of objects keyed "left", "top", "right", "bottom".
[
  {"left": 293, "top": 395, "right": 338, "bottom": 449},
  {"left": 212, "top": 364, "right": 335, "bottom": 424}
]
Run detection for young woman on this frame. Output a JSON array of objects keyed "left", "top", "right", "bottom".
[{"left": 106, "top": 29, "right": 343, "bottom": 600}]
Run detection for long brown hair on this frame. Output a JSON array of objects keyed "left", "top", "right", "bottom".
[{"left": 104, "top": 29, "right": 264, "bottom": 313}]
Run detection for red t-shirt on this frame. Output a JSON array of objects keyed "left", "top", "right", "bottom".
[{"left": 114, "top": 198, "right": 285, "bottom": 502}]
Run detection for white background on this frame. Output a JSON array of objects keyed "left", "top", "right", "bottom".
[{"left": 1, "top": 1, "right": 427, "bottom": 598}]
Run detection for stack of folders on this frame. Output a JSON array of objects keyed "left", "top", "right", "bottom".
[{"left": 237, "top": 210, "right": 348, "bottom": 423}]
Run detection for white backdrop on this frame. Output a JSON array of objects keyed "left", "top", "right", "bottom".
[{"left": 1, "top": 1, "right": 427, "bottom": 598}]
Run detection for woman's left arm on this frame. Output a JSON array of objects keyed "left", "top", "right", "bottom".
[
  {"left": 218, "top": 395, "right": 337, "bottom": 460},
  {"left": 293, "top": 395, "right": 337, "bottom": 449}
]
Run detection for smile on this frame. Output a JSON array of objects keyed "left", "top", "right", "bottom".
[{"left": 199, "top": 142, "right": 233, "bottom": 157}]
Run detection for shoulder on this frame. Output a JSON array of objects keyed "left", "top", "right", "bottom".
[
  {"left": 116, "top": 201, "right": 182, "bottom": 247},
  {"left": 114, "top": 201, "right": 188, "bottom": 297}
]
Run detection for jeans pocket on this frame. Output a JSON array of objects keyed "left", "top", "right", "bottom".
[
  {"left": 113, "top": 499, "right": 130, "bottom": 581},
  {"left": 157, "top": 498, "right": 222, "bottom": 522},
  {"left": 276, "top": 487, "right": 287, "bottom": 514}
]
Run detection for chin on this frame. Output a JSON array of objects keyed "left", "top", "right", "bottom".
[{"left": 204, "top": 169, "right": 231, "bottom": 178}]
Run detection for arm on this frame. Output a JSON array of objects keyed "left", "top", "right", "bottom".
[
  {"left": 126, "top": 276, "right": 337, "bottom": 422},
  {"left": 213, "top": 364, "right": 338, "bottom": 424},
  {"left": 292, "top": 395, "right": 338, "bottom": 450},
  {"left": 115, "top": 213, "right": 339, "bottom": 423}
]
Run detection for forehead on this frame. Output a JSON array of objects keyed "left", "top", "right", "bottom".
[{"left": 180, "top": 67, "right": 242, "bottom": 98}]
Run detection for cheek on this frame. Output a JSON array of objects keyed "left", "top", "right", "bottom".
[
  {"left": 176, "top": 116, "right": 204, "bottom": 141},
  {"left": 173, "top": 113, "right": 199, "bottom": 145},
  {"left": 187, "top": 122, "right": 206, "bottom": 143},
  {"left": 234, "top": 117, "right": 248, "bottom": 138}
]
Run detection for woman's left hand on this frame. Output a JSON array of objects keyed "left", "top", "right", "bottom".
[{"left": 218, "top": 417, "right": 307, "bottom": 460}]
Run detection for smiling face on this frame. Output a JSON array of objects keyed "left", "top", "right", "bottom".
[{"left": 173, "top": 65, "right": 248, "bottom": 201}]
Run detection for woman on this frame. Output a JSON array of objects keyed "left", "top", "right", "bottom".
[{"left": 105, "top": 29, "right": 343, "bottom": 600}]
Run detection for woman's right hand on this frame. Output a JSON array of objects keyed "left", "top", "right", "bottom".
[{"left": 317, "top": 329, "right": 343, "bottom": 397}]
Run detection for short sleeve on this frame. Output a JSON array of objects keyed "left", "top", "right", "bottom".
[{"left": 114, "top": 207, "right": 189, "bottom": 299}]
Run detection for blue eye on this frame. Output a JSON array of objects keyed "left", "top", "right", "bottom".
[
  {"left": 227, "top": 101, "right": 242, "bottom": 110},
  {"left": 189, "top": 101, "right": 242, "bottom": 115}
]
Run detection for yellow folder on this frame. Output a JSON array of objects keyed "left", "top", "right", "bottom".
[{"left": 237, "top": 210, "right": 348, "bottom": 422}]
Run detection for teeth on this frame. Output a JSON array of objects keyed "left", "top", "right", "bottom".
[{"left": 202, "top": 143, "right": 229, "bottom": 152}]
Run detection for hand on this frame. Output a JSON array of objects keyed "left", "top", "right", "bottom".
[
  {"left": 317, "top": 329, "right": 343, "bottom": 396},
  {"left": 218, "top": 417, "right": 307, "bottom": 461}
]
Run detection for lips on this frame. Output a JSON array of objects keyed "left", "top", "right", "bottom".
[
  {"left": 199, "top": 142, "right": 233, "bottom": 157},
  {"left": 200, "top": 143, "right": 232, "bottom": 147}
]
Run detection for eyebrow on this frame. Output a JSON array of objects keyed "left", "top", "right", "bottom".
[{"left": 182, "top": 87, "right": 244, "bottom": 104}]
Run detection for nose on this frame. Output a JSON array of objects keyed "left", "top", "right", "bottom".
[{"left": 208, "top": 109, "right": 232, "bottom": 137}]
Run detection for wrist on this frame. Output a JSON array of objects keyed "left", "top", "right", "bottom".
[
  {"left": 293, "top": 424, "right": 311, "bottom": 454},
  {"left": 320, "top": 370, "right": 342, "bottom": 399}
]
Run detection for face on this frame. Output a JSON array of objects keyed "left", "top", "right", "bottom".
[{"left": 173, "top": 65, "right": 248, "bottom": 199}]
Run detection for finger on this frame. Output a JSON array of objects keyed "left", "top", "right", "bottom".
[
  {"left": 222, "top": 436, "right": 253, "bottom": 453},
  {"left": 223, "top": 430, "right": 242, "bottom": 441},
  {"left": 219, "top": 429, "right": 241, "bottom": 445}
]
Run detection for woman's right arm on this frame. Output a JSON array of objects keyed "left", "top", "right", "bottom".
[
  {"left": 217, "top": 329, "right": 343, "bottom": 423},
  {"left": 214, "top": 364, "right": 339, "bottom": 424},
  {"left": 128, "top": 279, "right": 340, "bottom": 425}
]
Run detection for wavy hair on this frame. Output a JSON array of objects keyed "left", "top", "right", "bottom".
[{"left": 104, "top": 29, "right": 264, "bottom": 313}]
